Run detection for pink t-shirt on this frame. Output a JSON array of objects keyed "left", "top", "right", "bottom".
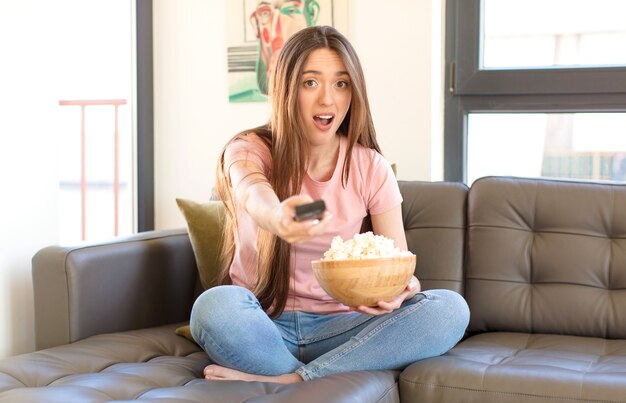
[{"left": 224, "top": 133, "right": 402, "bottom": 313}]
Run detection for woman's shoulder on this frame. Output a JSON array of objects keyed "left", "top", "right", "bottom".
[
  {"left": 224, "top": 127, "right": 273, "bottom": 167},
  {"left": 228, "top": 127, "right": 272, "bottom": 150},
  {"left": 348, "top": 138, "right": 386, "bottom": 166}
]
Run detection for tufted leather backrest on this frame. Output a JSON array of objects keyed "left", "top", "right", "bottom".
[
  {"left": 399, "top": 181, "right": 468, "bottom": 295},
  {"left": 466, "top": 176, "right": 626, "bottom": 338}
]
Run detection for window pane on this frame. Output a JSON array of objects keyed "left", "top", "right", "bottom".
[
  {"left": 482, "top": 0, "right": 626, "bottom": 69},
  {"left": 467, "top": 113, "right": 626, "bottom": 184},
  {"left": 55, "top": 0, "right": 135, "bottom": 244}
]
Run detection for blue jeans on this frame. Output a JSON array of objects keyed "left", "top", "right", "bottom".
[{"left": 190, "top": 285, "right": 469, "bottom": 381}]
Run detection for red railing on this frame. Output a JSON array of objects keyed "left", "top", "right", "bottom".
[{"left": 59, "top": 99, "right": 127, "bottom": 240}]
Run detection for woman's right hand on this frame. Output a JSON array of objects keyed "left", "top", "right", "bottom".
[{"left": 272, "top": 195, "right": 332, "bottom": 243}]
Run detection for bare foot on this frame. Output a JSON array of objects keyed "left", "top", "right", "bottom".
[{"left": 203, "top": 364, "right": 303, "bottom": 384}]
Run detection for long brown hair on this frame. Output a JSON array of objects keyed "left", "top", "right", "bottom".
[{"left": 215, "top": 26, "right": 381, "bottom": 317}]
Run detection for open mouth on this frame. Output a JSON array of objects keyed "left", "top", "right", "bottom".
[{"left": 313, "top": 114, "right": 334, "bottom": 129}]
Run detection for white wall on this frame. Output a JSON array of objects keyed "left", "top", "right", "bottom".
[
  {"left": 0, "top": 0, "right": 133, "bottom": 359},
  {"left": 153, "top": 0, "right": 445, "bottom": 229},
  {"left": 0, "top": 1, "right": 60, "bottom": 358}
]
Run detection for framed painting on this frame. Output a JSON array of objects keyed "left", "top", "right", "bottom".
[{"left": 226, "top": 0, "right": 349, "bottom": 103}]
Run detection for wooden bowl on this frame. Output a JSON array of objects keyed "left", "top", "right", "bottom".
[{"left": 311, "top": 255, "right": 416, "bottom": 307}]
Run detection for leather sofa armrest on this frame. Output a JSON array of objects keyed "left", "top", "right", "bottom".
[{"left": 32, "top": 229, "right": 200, "bottom": 350}]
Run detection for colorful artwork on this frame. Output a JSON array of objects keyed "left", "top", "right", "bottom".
[{"left": 227, "top": 0, "right": 347, "bottom": 103}]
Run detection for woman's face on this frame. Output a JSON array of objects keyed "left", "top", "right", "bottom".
[{"left": 297, "top": 48, "right": 352, "bottom": 146}]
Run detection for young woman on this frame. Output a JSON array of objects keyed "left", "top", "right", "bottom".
[{"left": 190, "top": 25, "right": 469, "bottom": 384}]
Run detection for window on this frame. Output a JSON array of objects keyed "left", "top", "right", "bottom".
[
  {"left": 2, "top": 0, "right": 153, "bottom": 244},
  {"left": 444, "top": 0, "right": 626, "bottom": 184},
  {"left": 56, "top": 1, "right": 135, "bottom": 243},
  {"left": 483, "top": 0, "right": 626, "bottom": 69}
]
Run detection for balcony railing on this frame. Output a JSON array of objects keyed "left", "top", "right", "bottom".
[
  {"left": 542, "top": 151, "right": 626, "bottom": 181},
  {"left": 59, "top": 99, "right": 127, "bottom": 241}
]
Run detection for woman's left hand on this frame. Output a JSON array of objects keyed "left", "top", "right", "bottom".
[{"left": 349, "top": 276, "right": 421, "bottom": 315}]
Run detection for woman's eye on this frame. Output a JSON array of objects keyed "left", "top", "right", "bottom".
[
  {"left": 336, "top": 81, "right": 350, "bottom": 88},
  {"left": 304, "top": 79, "right": 317, "bottom": 87}
]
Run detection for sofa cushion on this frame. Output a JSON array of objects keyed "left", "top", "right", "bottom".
[
  {"left": 0, "top": 324, "right": 400, "bottom": 403},
  {"left": 0, "top": 324, "right": 205, "bottom": 402},
  {"left": 466, "top": 177, "right": 626, "bottom": 338},
  {"left": 176, "top": 199, "right": 226, "bottom": 291},
  {"left": 399, "top": 332, "right": 626, "bottom": 402}
]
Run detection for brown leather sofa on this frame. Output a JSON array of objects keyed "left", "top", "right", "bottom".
[{"left": 1, "top": 176, "right": 625, "bottom": 402}]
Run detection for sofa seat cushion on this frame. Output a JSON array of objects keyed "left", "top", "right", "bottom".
[
  {"left": 399, "top": 332, "right": 626, "bottom": 403},
  {"left": 0, "top": 324, "right": 399, "bottom": 403}
]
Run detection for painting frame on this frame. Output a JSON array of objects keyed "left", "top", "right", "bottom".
[{"left": 226, "top": 0, "right": 350, "bottom": 103}]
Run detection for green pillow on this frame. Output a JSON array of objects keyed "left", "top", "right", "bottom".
[
  {"left": 175, "top": 324, "right": 195, "bottom": 343},
  {"left": 176, "top": 198, "right": 226, "bottom": 290}
]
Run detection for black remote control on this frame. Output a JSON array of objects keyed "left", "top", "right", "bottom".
[{"left": 294, "top": 200, "right": 326, "bottom": 222}]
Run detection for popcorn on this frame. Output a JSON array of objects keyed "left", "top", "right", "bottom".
[{"left": 322, "top": 231, "right": 414, "bottom": 260}]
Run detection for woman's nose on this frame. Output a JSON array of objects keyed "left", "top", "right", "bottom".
[{"left": 318, "top": 84, "right": 334, "bottom": 105}]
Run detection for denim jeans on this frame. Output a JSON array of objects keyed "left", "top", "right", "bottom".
[{"left": 190, "top": 285, "right": 469, "bottom": 381}]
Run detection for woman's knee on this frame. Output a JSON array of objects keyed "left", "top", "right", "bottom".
[
  {"left": 190, "top": 286, "right": 258, "bottom": 331},
  {"left": 193, "top": 285, "right": 255, "bottom": 309},
  {"left": 427, "top": 289, "right": 470, "bottom": 341}
]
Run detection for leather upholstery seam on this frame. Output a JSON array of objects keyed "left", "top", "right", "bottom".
[
  {"left": 482, "top": 175, "right": 626, "bottom": 188},
  {"left": 406, "top": 225, "right": 466, "bottom": 230},
  {"left": 0, "top": 371, "right": 26, "bottom": 387},
  {"left": 468, "top": 224, "right": 623, "bottom": 240},
  {"left": 62, "top": 252, "right": 72, "bottom": 343},
  {"left": 404, "top": 382, "right": 620, "bottom": 402},
  {"left": 464, "top": 277, "right": 626, "bottom": 290},
  {"left": 63, "top": 232, "right": 188, "bottom": 253},
  {"left": 607, "top": 187, "right": 615, "bottom": 337},
  {"left": 374, "top": 381, "right": 399, "bottom": 403}
]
